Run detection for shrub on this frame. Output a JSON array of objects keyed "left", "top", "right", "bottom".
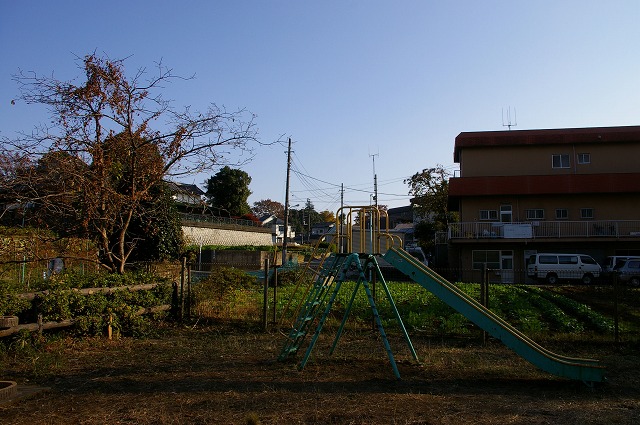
[{"left": 191, "top": 266, "right": 258, "bottom": 318}]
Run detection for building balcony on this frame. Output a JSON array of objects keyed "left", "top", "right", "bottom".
[{"left": 448, "top": 220, "right": 640, "bottom": 241}]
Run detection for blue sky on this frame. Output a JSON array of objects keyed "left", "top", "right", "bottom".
[{"left": 1, "top": 1, "right": 639, "bottom": 212}]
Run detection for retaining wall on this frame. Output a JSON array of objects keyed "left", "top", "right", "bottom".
[{"left": 182, "top": 224, "right": 272, "bottom": 247}]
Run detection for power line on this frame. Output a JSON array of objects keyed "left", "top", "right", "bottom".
[{"left": 291, "top": 168, "right": 410, "bottom": 197}]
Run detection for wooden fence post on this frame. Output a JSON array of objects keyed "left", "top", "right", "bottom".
[
  {"left": 180, "top": 257, "right": 186, "bottom": 320},
  {"left": 613, "top": 272, "right": 620, "bottom": 344},
  {"left": 481, "top": 264, "right": 488, "bottom": 345},
  {"left": 262, "top": 258, "right": 269, "bottom": 332},
  {"left": 272, "top": 267, "right": 278, "bottom": 325}
]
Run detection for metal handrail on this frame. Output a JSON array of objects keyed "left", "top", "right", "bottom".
[
  {"left": 448, "top": 220, "right": 640, "bottom": 240},
  {"left": 179, "top": 213, "right": 262, "bottom": 228}
]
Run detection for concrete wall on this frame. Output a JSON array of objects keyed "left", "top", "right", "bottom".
[
  {"left": 197, "top": 249, "right": 272, "bottom": 271},
  {"left": 182, "top": 225, "right": 272, "bottom": 247}
]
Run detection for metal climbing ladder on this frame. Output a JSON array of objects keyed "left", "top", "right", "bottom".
[
  {"left": 278, "top": 253, "right": 351, "bottom": 361},
  {"left": 278, "top": 252, "right": 418, "bottom": 378}
]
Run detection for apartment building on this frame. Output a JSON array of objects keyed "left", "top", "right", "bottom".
[{"left": 447, "top": 125, "right": 640, "bottom": 283}]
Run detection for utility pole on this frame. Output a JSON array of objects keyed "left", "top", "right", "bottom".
[
  {"left": 307, "top": 197, "right": 311, "bottom": 242},
  {"left": 282, "top": 138, "right": 292, "bottom": 265},
  {"left": 340, "top": 183, "right": 344, "bottom": 253}
]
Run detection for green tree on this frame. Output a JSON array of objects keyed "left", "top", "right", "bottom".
[
  {"left": 125, "top": 181, "right": 184, "bottom": 262},
  {"left": 405, "top": 165, "right": 458, "bottom": 248},
  {"left": 353, "top": 204, "right": 387, "bottom": 227},
  {"left": 1, "top": 54, "right": 258, "bottom": 273},
  {"left": 205, "top": 166, "right": 252, "bottom": 217}
]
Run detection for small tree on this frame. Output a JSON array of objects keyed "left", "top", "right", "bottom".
[
  {"left": 205, "top": 166, "right": 252, "bottom": 217},
  {"left": 405, "top": 165, "right": 458, "bottom": 250},
  {"left": 1, "top": 54, "right": 258, "bottom": 273},
  {"left": 319, "top": 210, "right": 336, "bottom": 223}
]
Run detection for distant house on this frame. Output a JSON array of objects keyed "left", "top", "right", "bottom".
[
  {"left": 387, "top": 205, "right": 414, "bottom": 228},
  {"left": 165, "top": 181, "right": 208, "bottom": 215},
  {"left": 166, "top": 181, "right": 205, "bottom": 206},
  {"left": 260, "top": 214, "right": 296, "bottom": 245},
  {"left": 310, "top": 222, "right": 335, "bottom": 240}
]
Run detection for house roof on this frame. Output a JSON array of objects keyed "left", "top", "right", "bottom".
[
  {"left": 388, "top": 205, "right": 413, "bottom": 214},
  {"left": 449, "top": 173, "right": 640, "bottom": 197},
  {"left": 393, "top": 223, "right": 414, "bottom": 232},
  {"left": 259, "top": 214, "right": 284, "bottom": 225},
  {"left": 311, "top": 221, "right": 335, "bottom": 229},
  {"left": 454, "top": 125, "right": 640, "bottom": 162},
  {"left": 165, "top": 181, "right": 205, "bottom": 196}
]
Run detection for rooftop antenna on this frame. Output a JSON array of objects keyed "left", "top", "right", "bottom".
[
  {"left": 502, "top": 107, "right": 517, "bottom": 130},
  {"left": 369, "top": 149, "right": 379, "bottom": 207}
]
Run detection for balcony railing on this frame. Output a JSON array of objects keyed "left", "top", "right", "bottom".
[
  {"left": 448, "top": 220, "right": 640, "bottom": 240},
  {"left": 179, "top": 213, "right": 263, "bottom": 228}
]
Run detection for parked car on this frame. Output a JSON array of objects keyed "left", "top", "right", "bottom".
[
  {"left": 405, "top": 245, "right": 429, "bottom": 266},
  {"left": 614, "top": 258, "right": 640, "bottom": 287},
  {"left": 527, "top": 253, "right": 601, "bottom": 285},
  {"left": 603, "top": 255, "right": 640, "bottom": 274}
]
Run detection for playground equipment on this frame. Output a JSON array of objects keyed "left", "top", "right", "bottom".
[{"left": 277, "top": 206, "right": 605, "bottom": 384}]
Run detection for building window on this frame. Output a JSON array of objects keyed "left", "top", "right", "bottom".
[
  {"left": 581, "top": 208, "right": 594, "bottom": 219},
  {"left": 552, "top": 154, "right": 570, "bottom": 169},
  {"left": 472, "top": 250, "right": 501, "bottom": 270},
  {"left": 525, "top": 209, "right": 545, "bottom": 220},
  {"left": 479, "top": 210, "right": 498, "bottom": 221},
  {"left": 500, "top": 205, "right": 512, "bottom": 223},
  {"left": 577, "top": 153, "right": 591, "bottom": 164},
  {"left": 556, "top": 209, "right": 568, "bottom": 220}
]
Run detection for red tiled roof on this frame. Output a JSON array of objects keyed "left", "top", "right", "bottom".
[
  {"left": 448, "top": 173, "right": 640, "bottom": 197},
  {"left": 454, "top": 125, "right": 640, "bottom": 162}
]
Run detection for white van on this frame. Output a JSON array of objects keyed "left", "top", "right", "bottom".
[{"left": 527, "top": 253, "right": 601, "bottom": 285}]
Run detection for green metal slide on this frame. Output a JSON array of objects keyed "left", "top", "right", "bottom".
[{"left": 383, "top": 247, "right": 605, "bottom": 384}]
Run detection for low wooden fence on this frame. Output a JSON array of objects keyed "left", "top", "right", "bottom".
[{"left": 0, "top": 283, "right": 173, "bottom": 338}]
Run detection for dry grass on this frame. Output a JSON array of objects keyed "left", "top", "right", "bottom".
[{"left": 1, "top": 320, "right": 638, "bottom": 425}]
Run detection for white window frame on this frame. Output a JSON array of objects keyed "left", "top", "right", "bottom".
[
  {"left": 525, "top": 209, "right": 545, "bottom": 220},
  {"left": 500, "top": 205, "right": 512, "bottom": 223},
  {"left": 577, "top": 153, "right": 591, "bottom": 164},
  {"left": 555, "top": 208, "right": 568, "bottom": 220},
  {"left": 581, "top": 208, "right": 594, "bottom": 219},
  {"left": 552, "top": 154, "right": 570, "bottom": 169},
  {"left": 472, "top": 250, "right": 513, "bottom": 271},
  {"left": 472, "top": 250, "right": 501, "bottom": 270},
  {"left": 479, "top": 209, "right": 498, "bottom": 221}
]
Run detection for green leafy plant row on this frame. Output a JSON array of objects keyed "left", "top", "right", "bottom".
[
  {"left": 521, "top": 286, "right": 615, "bottom": 333},
  {"left": 273, "top": 280, "right": 619, "bottom": 337},
  {"left": 509, "top": 286, "right": 583, "bottom": 333}
]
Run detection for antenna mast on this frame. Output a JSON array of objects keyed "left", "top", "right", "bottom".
[
  {"left": 502, "top": 107, "right": 518, "bottom": 130},
  {"left": 369, "top": 150, "right": 379, "bottom": 207}
]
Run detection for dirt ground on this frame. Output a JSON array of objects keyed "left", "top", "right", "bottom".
[{"left": 1, "top": 321, "right": 638, "bottom": 425}]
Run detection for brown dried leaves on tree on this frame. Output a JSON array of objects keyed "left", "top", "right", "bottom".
[{"left": 1, "top": 54, "right": 259, "bottom": 272}]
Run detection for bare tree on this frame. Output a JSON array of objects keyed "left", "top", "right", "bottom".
[{"left": 1, "top": 54, "right": 259, "bottom": 273}]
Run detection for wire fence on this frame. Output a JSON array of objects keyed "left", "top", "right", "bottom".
[{"left": 182, "top": 261, "right": 637, "bottom": 344}]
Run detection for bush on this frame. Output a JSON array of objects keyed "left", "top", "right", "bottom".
[
  {"left": 2, "top": 270, "right": 173, "bottom": 338},
  {"left": 273, "top": 267, "right": 312, "bottom": 287},
  {"left": 191, "top": 267, "right": 259, "bottom": 318},
  {"left": 192, "top": 267, "right": 256, "bottom": 302}
]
